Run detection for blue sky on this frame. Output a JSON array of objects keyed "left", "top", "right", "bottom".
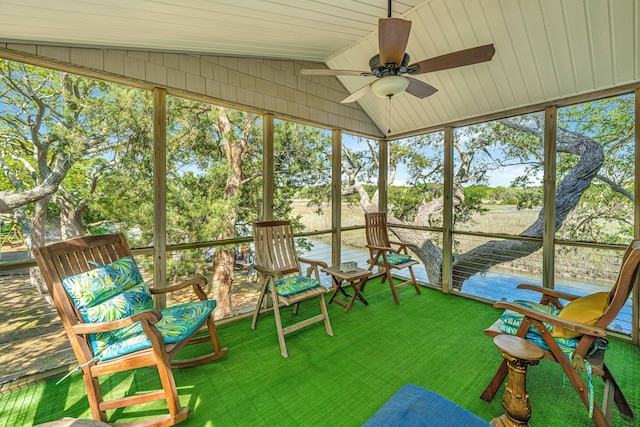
[{"left": 343, "top": 133, "right": 541, "bottom": 188}]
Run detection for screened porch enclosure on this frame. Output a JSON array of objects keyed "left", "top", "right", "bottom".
[
  {"left": 0, "top": 56, "right": 637, "bottom": 390},
  {"left": 0, "top": 0, "right": 639, "bottom": 425}
]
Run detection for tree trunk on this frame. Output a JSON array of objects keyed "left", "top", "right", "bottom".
[
  {"left": 212, "top": 246, "right": 236, "bottom": 319},
  {"left": 390, "top": 226, "right": 443, "bottom": 285},
  {"left": 211, "top": 108, "right": 249, "bottom": 319},
  {"left": 450, "top": 129, "right": 604, "bottom": 289},
  {"left": 0, "top": 155, "right": 72, "bottom": 213},
  {"left": 29, "top": 196, "right": 52, "bottom": 304},
  {"left": 59, "top": 200, "right": 86, "bottom": 239}
]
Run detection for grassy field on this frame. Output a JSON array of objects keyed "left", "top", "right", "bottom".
[
  {"left": 291, "top": 200, "right": 624, "bottom": 282},
  {"left": 292, "top": 200, "right": 540, "bottom": 235}
]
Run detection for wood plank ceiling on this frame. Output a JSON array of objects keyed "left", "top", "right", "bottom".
[{"left": 0, "top": 0, "right": 638, "bottom": 138}]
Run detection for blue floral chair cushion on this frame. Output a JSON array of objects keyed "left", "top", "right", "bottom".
[
  {"left": 377, "top": 253, "right": 412, "bottom": 265},
  {"left": 499, "top": 300, "right": 560, "bottom": 334},
  {"left": 61, "top": 256, "right": 216, "bottom": 360},
  {"left": 61, "top": 256, "right": 151, "bottom": 323},
  {"left": 498, "top": 300, "right": 607, "bottom": 356},
  {"left": 270, "top": 275, "right": 319, "bottom": 296},
  {"left": 83, "top": 282, "right": 154, "bottom": 324},
  {"left": 498, "top": 299, "right": 609, "bottom": 418},
  {"left": 94, "top": 300, "right": 217, "bottom": 361}
]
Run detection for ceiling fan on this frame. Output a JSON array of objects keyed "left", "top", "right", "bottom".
[{"left": 300, "top": 1, "right": 495, "bottom": 104}]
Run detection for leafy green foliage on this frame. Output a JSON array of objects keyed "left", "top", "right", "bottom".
[
  {"left": 0, "top": 59, "right": 155, "bottom": 244},
  {"left": 0, "top": 57, "right": 635, "bottom": 290},
  {"left": 555, "top": 96, "right": 635, "bottom": 243}
]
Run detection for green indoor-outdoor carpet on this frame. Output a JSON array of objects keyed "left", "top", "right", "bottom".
[{"left": 1, "top": 278, "right": 639, "bottom": 426}]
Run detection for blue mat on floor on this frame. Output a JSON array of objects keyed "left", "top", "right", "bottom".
[{"left": 363, "top": 384, "right": 490, "bottom": 427}]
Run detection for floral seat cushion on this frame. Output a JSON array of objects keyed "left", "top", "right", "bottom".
[
  {"left": 61, "top": 256, "right": 151, "bottom": 323},
  {"left": 94, "top": 300, "right": 216, "bottom": 361},
  {"left": 498, "top": 300, "right": 607, "bottom": 356},
  {"left": 270, "top": 275, "right": 319, "bottom": 296},
  {"left": 498, "top": 299, "right": 609, "bottom": 418},
  {"left": 61, "top": 256, "right": 215, "bottom": 360},
  {"left": 377, "top": 253, "right": 412, "bottom": 265}
]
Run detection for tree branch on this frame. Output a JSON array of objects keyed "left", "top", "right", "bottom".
[
  {"left": 0, "top": 154, "right": 73, "bottom": 213},
  {"left": 595, "top": 174, "right": 633, "bottom": 201}
]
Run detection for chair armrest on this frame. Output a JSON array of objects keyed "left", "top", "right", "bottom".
[
  {"left": 389, "top": 240, "right": 417, "bottom": 250},
  {"left": 516, "top": 283, "right": 580, "bottom": 302},
  {"left": 150, "top": 277, "right": 209, "bottom": 300},
  {"left": 71, "top": 309, "right": 163, "bottom": 335},
  {"left": 493, "top": 301, "right": 607, "bottom": 338},
  {"left": 254, "top": 264, "right": 283, "bottom": 278},
  {"left": 366, "top": 244, "right": 397, "bottom": 253},
  {"left": 298, "top": 257, "right": 328, "bottom": 269}
]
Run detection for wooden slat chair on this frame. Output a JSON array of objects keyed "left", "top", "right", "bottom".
[
  {"left": 251, "top": 220, "right": 333, "bottom": 358},
  {"left": 365, "top": 212, "right": 421, "bottom": 304},
  {"left": 33, "top": 233, "right": 228, "bottom": 426},
  {"left": 480, "top": 240, "right": 640, "bottom": 427}
]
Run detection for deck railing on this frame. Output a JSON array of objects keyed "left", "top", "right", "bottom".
[{"left": 0, "top": 226, "right": 632, "bottom": 391}]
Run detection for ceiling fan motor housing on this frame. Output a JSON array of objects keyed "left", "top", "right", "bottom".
[{"left": 369, "top": 53, "right": 411, "bottom": 77}]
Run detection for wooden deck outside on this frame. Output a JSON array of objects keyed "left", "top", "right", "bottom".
[{"left": 0, "top": 267, "right": 260, "bottom": 388}]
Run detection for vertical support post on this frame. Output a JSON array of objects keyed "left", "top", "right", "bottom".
[
  {"left": 442, "top": 127, "right": 454, "bottom": 293},
  {"left": 263, "top": 114, "right": 274, "bottom": 221},
  {"left": 153, "top": 88, "right": 167, "bottom": 308},
  {"left": 332, "top": 129, "right": 342, "bottom": 267},
  {"left": 633, "top": 89, "right": 639, "bottom": 345},
  {"left": 543, "top": 106, "right": 557, "bottom": 290},
  {"left": 379, "top": 138, "right": 388, "bottom": 212}
]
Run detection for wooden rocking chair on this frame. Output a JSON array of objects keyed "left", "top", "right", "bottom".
[
  {"left": 365, "top": 212, "right": 421, "bottom": 304},
  {"left": 33, "top": 233, "right": 228, "bottom": 426},
  {"left": 251, "top": 220, "right": 333, "bottom": 358},
  {"left": 480, "top": 240, "right": 640, "bottom": 427}
]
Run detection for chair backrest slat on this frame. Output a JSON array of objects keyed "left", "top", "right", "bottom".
[
  {"left": 57, "top": 253, "right": 75, "bottom": 279},
  {"left": 38, "top": 234, "right": 133, "bottom": 284},
  {"left": 253, "top": 221, "right": 301, "bottom": 276},
  {"left": 32, "top": 233, "right": 136, "bottom": 365},
  {"left": 598, "top": 240, "right": 640, "bottom": 329},
  {"left": 365, "top": 212, "right": 391, "bottom": 248}
]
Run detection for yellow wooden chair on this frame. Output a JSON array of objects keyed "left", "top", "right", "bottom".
[{"left": 251, "top": 220, "right": 333, "bottom": 357}]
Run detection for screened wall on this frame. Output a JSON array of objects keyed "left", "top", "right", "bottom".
[{"left": 0, "top": 54, "right": 638, "bottom": 388}]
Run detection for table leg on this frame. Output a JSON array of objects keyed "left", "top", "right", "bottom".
[
  {"left": 328, "top": 276, "right": 342, "bottom": 304},
  {"left": 339, "top": 286, "right": 351, "bottom": 297},
  {"left": 345, "top": 278, "right": 369, "bottom": 312},
  {"left": 352, "top": 278, "right": 368, "bottom": 305}
]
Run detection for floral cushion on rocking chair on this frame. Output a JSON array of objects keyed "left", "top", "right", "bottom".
[{"left": 62, "top": 256, "right": 216, "bottom": 361}]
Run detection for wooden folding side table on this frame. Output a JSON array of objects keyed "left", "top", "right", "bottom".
[{"left": 321, "top": 265, "right": 371, "bottom": 312}]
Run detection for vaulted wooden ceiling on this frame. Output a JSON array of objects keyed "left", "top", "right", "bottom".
[{"left": 0, "top": 0, "right": 638, "bottom": 137}]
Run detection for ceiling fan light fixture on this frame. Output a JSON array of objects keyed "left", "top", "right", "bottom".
[{"left": 371, "top": 75, "right": 409, "bottom": 98}]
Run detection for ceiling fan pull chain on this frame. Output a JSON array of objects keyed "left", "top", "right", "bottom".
[{"left": 387, "top": 96, "right": 392, "bottom": 134}]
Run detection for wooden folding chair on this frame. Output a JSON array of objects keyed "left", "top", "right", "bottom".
[
  {"left": 251, "top": 220, "right": 333, "bottom": 357},
  {"left": 480, "top": 240, "right": 640, "bottom": 427},
  {"left": 365, "top": 212, "right": 421, "bottom": 304},
  {"left": 33, "top": 233, "right": 228, "bottom": 426}
]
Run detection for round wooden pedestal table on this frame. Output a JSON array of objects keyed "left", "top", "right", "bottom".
[{"left": 490, "top": 334, "right": 544, "bottom": 427}]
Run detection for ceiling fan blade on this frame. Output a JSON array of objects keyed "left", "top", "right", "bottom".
[
  {"left": 379, "top": 18, "right": 411, "bottom": 66},
  {"left": 405, "top": 77, "right": 438, "bottom": 99},
  {"left": 409, "top": 44, "right": 495, "bottom": 74},
  {"left": 341, "top": 83, "right": 372, "bottom": 104},
  {"left": 300, "top": 69, "right": 372, "bottom": 77}
]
